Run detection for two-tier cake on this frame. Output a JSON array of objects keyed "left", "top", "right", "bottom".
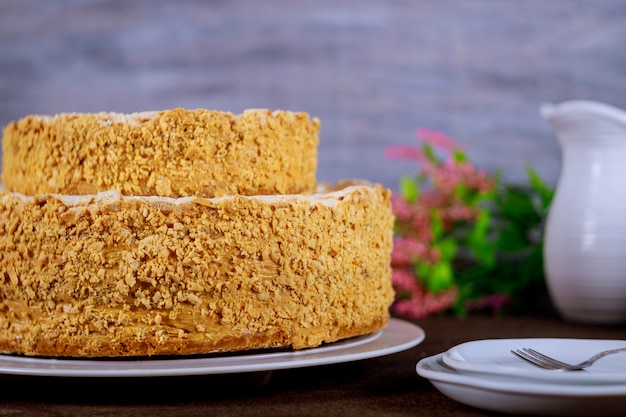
[{"left": 0, "top": 108, "right": 394, "bottom": 357}]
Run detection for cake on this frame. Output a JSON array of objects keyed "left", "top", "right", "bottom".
[
  {"left": 1, "top": 108, "right": 319, "bottom": 198},
  {"left": 0, "top": 108, "right": 395, "bottom": 358}
]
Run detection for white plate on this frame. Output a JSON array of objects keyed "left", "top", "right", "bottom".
[
  {"left": 443, "top": 338, "right": 626, "bottom": 384},
  {"left": 417, "top": 353, "right": 626, "bottom": 417},
  {"left": 0, "top": 318, "right": 423, "bottom": 377}
]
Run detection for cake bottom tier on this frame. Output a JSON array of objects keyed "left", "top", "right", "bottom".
[{"left": 0, "top": 182, "right": 394, "bottom": 357}]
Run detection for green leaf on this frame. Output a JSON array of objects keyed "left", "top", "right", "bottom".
[
  {"left": 496, "top": 225, "right": 527, "bottom": 252},
  {"left": 468, "top": 210, "right": 496, "bottom": 266},
  {"left": 453, "top": 149, "right": 468, "bottom": 163},
  {"left": 454, "top": 182, "right": 470, "bottom": 202},
  {"left": 475, "top": 187, "right": 498, "bottom": 206},
  {"left": 431, "top": 210, "right": 444, "bottom": 240},
  {"left": 427, "top": 261, "right": 454, "bottom": 292},
  {"left": 422, "top": 143, "right": 438, "bottom": 164},
  {"left": 437, "top": 238, "right": 458, "bottom": 262},
  {"left": 399, "top": 175, "right": 419, "bottom": 203},
  {"left": 415, "top": 262, "right": 431, "bottom": 281},
  {"left": 525, "top": 164, "right": 554, "bottom": 211},
  {"left": 473, "top": 209, "right": 491, "bottom": 238},
  {"left": 497, "top": 186, "right": 540, "bottom": 223}
]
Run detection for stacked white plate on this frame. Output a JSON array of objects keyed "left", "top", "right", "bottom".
[{"left": 416, "top": 338, "right": 626, "bottom": 416}]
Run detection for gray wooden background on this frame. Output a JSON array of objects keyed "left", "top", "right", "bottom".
[{"left": 2, "top": 0, "right": 626, "bottom": 190}]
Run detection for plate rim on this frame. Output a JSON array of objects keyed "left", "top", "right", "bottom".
[
  {"left": 442, "top": 338, "right": 626, "bottom": 385},
  {"left": 417, "top": 353, "right": 626, "bottom": 417},
  {"left": 417, "top": 353, "right": 626, "bottom": 398},
  {"left": 0, "top": 318, "right": 424, "bottom": 377}
]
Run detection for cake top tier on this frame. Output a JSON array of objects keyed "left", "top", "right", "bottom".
[{"left": 1, "top": 108, "right": 320, "bottom": 198}]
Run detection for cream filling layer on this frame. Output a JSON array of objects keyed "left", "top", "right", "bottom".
[{"left": 0, "top": 182, "right": 374, "bottom": 208}]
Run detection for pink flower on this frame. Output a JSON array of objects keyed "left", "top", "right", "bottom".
[
  {"left": 391, "top": 268, "right": 458, "bottom": 319},
  {"left": 408, "top": 212, "right": 432, "bottom": 239},
  {"left": 391, "top": 237, "right": 430, "bottom": 266},
  {"left": 390, "top": 193, "right": 413, "bottom": 222},
  {"left": 384, "top": 145, "right": 426, "bottom": 162},
  {"left": 391, "top": 268, "right": 419, "bottom": 292},
  {"left": 416, "top": 127, "right": 459, "bottom": 154},
  {"left": 386, "top": 127, "right": 502, "bottom": 318},
  {"left": 443, "top": 205, "right": 479, "bottom": 223}
]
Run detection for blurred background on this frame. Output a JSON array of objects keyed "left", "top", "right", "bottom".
[{"left": 1, "top": 0, "right": 625, "bottom": 190}]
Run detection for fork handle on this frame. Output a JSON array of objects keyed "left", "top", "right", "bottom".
[{"left": 578, "top": 347, "right": 626, "bottom": 368}]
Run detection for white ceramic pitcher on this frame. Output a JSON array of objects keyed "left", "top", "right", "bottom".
[{"left": 542, "top": 100, "right": 626, "bottom": 324}]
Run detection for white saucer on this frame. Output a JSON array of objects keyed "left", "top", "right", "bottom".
[
  {"left": 443, "top": 338, "right": 626, "bottom": 384},
  {"left": 417, "top": 353, "right": 626, "bottom": 417},
  {"left": 0, "top": 318, "right": 424, "bottom": 377}
]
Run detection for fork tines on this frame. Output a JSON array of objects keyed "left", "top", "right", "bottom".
[{"left": 511, "top": 348, "right": 570, "bottom": 370}]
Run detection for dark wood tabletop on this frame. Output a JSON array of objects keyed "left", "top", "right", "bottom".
[{"left": 1, "top": 314, "right": 624, "bottom": 417}]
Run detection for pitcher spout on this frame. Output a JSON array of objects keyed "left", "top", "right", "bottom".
[
  {"left": 541, "top": 100, "right": 626, "bottom": 146},
  {"left": 539, "top": 102, "right": 558, "bottom": 121},
  {"left": 541, "top": 100, "right": 626, "bottom": 126}
]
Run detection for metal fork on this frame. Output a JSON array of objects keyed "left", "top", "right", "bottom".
[{"left": 511, "top": 347, "right": 626, "bottom": 371}]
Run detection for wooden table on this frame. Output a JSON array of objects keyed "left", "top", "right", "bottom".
[{"left": 1, "top": 314, "right": 624, "bottom": 416}]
